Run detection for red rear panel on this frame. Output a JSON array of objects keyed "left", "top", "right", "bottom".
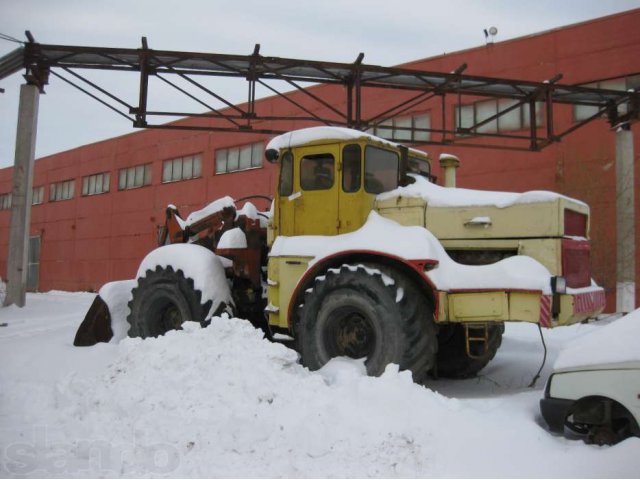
[
  {"left": 562, "top": 239, "right": 591, "bottom": 288},
  {"left": 564, "top": 209, "right": 587, "bottom": 237}
]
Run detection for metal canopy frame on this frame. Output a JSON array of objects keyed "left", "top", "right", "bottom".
[{"left": 1, "top": 34, "right": 638, "bottom": 151}]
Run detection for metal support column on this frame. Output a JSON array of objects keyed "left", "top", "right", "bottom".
[
  {"left": 615, "top": 125, "right": 636, "bottom": 313},
  {"left": 5, "top": 84, "right": 40, "bottom": 307}
]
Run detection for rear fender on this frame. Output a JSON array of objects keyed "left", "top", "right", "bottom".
[{"left": 287, "top": 250, "right": 439, "bottom": 330}]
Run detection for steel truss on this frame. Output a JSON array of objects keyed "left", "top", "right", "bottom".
[{"left": 1, "top": 32, "right": 638, "bottom": 151}]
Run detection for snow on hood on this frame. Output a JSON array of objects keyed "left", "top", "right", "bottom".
[
  {"left": 378, "top": 174, "right": 587, "bottom": 208},
  {"left": 185, "top": 196, "right": 235, "bottom": 226},
  {"left": 271, "top": 211, "right": 553, "bottom": 293},
  {"left": 553, "top": 308, "right": 640, "bottom": 370}
]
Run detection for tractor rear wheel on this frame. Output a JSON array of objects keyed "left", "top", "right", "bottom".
[
  {"left": 435, "top": 323, "right": 504, "bottom": 378},
  {"left": 127, "top": 265, "right": 224, "bottom": 338},
  {"left": 296, "top": 264, "right": 436, "bottom": 383}
]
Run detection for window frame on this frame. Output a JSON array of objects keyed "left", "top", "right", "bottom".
[
  {"left": 81, "top": 172, "right": 111, "bottom": 196},
  {"left": 278, "top": 151, "right": 294, "bottom": 197},
  {"left": 0, "top": 192, "right": 12, "bottom": 210},
  {"left": 371, "top": 113, "right": 432, "bottom": 143},
  {"left": 161, "top": 154, "right": 202, "bottom": 183},
  {"left": 342, "top": 144, "right": 362, "bottom": 193},
  {"left": 118, "top": 163, "right": 152, "bottom": 191},
  {"left": 49, "top": 179, "right": 75, "bottom": 202},
  {"left": 455, "top": 99, "right": 543, "bottom": 135},
  {"left": 300, "top": 153, "right": 335, "bottom": 191},
  {"left": 215, "top": 141, "right": 264, "bottom": 175},
  {"left": 364, "top": 145, "right": 399, "bottom": 194},
  {"left": 32, "top": 186, "right": 44, "bottom": 205},
  {"left": 573, "top": 75, "right": 639, "bottom": 122}
]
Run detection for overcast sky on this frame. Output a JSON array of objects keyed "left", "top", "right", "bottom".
[{"left": 1, "top": 0, "right": 639, "bottom": 168}]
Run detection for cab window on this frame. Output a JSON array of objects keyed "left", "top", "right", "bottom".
[
  {"left": 408, "top": 155, "right": 434, "bottom": 182},
  {"left": 342, "top": 144, "right": 361, "bottom": 193},
  {"left": 300, "top": 154, "right": 335, "bottom": 190},
  {"left": 364, "top": 146, "right": 398, "bottom": 194},
  {"left": 278, "top": 151, "right": 293, "bottom": 196}
]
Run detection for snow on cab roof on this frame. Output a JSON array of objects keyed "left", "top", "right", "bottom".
[{"left": 267, "top": 126, "right": 427, "bottom": 157}]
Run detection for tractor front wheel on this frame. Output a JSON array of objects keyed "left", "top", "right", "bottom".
[{"left": 127, "top": 265, "right": 220, "bottom": 338}]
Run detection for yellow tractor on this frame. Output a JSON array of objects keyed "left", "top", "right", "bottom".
[{"left": 75, "top": 126, "right": 605, "bottom": 382}]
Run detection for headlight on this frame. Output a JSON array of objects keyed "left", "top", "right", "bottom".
[{"left": 551, "top": 276, "right": 567, "bottom": 294}]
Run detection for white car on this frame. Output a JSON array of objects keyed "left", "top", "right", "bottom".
[{"left": 540, "top": 360, "right": 640, "bottom": 445}]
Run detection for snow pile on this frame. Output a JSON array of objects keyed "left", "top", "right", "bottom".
[
  {"left": 136, "top": 244, "right": 233, "bottom": 315},
  {"left": 272, "top": 211, "right": 554, "bottom": 293},
  {"left": 184, "top": 196, "right": 235, "bottom": 226},
  {"left": 1, "top": 293, "right": 638, "bottom": 477},
  {"left": 554, "top": 308, "right": 640, "bottom": 370},
  {"left": 378, "top": 174, "right": 587, "bottom": 208},
  {"left": 217, "top": 227, "right": 247, "bottom": 249},
  {"left": 98, "top": 280, "right": 136, "bottom": 342}
]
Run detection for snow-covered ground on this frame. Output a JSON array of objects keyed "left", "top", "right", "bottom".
[{"left": 0, "top": 292, "right": 638, "bottom": 478}]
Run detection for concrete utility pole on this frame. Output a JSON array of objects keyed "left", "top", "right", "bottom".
[
  {"left": 5, "top": 84, "right": 39, "bottom": 307},
  {"left": 615, "top": 125, "right": 636, "bottom": 313}
]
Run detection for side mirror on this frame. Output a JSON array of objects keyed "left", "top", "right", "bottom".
[{"left": 265, "top": 148, "right": 279, "bottom": 163}]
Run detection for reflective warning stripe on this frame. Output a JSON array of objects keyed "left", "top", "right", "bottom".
[
  {"left": 574, "top": 289, "right": 606, "bottom": 314},
  {"left": 539, "top": 295, "right": 552, "bottom": 327}
]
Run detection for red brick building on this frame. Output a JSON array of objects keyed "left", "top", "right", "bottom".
[{"left": 1, "top": 9, "right": 639, "bottom": 310}]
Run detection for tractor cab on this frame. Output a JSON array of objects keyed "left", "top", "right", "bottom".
[{"left": 266, "top": 127, "right": 432, "bottom": 239}]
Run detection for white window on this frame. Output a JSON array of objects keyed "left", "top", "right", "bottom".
[
  {"left": 49, "top": 179, "right": 75, "bottom": 202},
  {"left": 216, "top": 142, "right": 263, "bottom": 174},
  {"left": 371, "top": 114, "right": 432, "bottom": 143},
  {"left": 82, "top": 172, "right": 110, "bottom": 196},
  {"left": 118, "top": 164, "right": 152, "bottom": 190},
  {"left": 162, "top": 154, "right": 202, "bottom": 183},
  {"left": 32, "top": 186, "right": 44, "bottom": 205},
  {"left": 573, "top": 75, "right": 640, "bottom": 122},
  {"left": 0, "top": 192, "right": 11, "bottom": 210},
  {"left": 456, "top": 99, "right": 542, "bottom": 134}
]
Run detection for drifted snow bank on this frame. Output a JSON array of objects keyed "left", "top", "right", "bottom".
[
  {"left": 378, "top": 173, "right": 587, "bottom": 208},
  {"left": 34, "top": 318, "right": 637, "bottom": 477},
  {"left": 554, "top": 308, "right": 640, "bottom": 370},
  {"left": 1, "top": 294, "right": 639, "bottom": 477},
  {"left": 272, "top": 211, "right": 554, "bottom": 294},
  {"left": 136, "top": 244, "right": 233, "bottom": 315}
]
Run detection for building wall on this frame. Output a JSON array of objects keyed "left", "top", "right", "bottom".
[{"left": 0, "top": 9, "right": 638, "bottom": 309}]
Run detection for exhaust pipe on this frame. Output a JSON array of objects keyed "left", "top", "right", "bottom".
[{"left": 439, "top": 153, "right": 460, "bottom": 188}]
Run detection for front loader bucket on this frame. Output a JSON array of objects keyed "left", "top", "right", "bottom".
[{"left": 73, "top": 295, "right": 114, "bottom": 346}]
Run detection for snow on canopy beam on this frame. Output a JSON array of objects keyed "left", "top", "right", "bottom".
[{"left": 1, "top": 34, "right": 638, "bottom": 151}]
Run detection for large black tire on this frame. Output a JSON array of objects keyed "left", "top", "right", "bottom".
[
  {"left": 296, "top": 264, "right": 437, "bottom": 383},
  {"left": 127, "top": 265, "right": 225, "bottom": 338},
  {"left": 435, "top": 323, "right": 504, "bottom": 378}
]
